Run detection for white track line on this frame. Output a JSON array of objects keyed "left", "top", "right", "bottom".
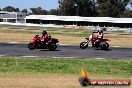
[
  {"left": 21, "top": 56, "right": 38, "bottom": 58},
  {"left": 59, "top": 44, "right": 69, "bottom": 46},
  {"left": 113, "top": 46, "right": 121, "bottom": 47},
  {"left": 95, "top": 58, "right": 105, "bottom": 60},
  {"left": 0, "top": 55, "right": 5, "bottom": 57},
  {"left": 8, "top": 42, "right": 19, "bottom": 44},
  {"left": 53, "top": 57, "right": 75, "bottom": 58}
]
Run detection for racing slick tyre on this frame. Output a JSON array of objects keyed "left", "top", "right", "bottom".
[
  {"left": 94, "top": 42, "right": 100, "bottom": 48},
  {"left": 28, "top": 43, "right": 35, "bottom": 50},
  {"left": 48, "top": 43, "right": 57, "bottom": 51},
  {"left": 79, "top": 77, "right": 90, "bottom": 86},
  {"left": 80, "top": 42, "right": 88, "bottom": 49},
  {"left": 100, "top": 42, "right": 109, "bottom": 50}
]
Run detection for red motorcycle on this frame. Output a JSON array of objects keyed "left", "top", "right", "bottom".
[
  {"left": 80, "top": 34, "right": 110, "bottom": 50},
  {"left": 28, "top": 35, "right": 59, "bottom": 51}
]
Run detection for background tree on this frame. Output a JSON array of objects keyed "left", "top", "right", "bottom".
[
  {"left": 48, "top": 9, "right": 59, "bottom": 15},
  {"left": 30, "top": 7, "right": 47, "bottom": 15},
  {"left": 96, "top": 0, "right": 130, "bottom": 17},
  {"left": 21, "top": 9, "right": 28, "bottom": 13},
  {"left": 121, "top": 10, "right": 132, "bottom": 17},
  {"left": 3, "top": 6, "right": 20, "bottom": 12},
  {"left": 58, "top": 0, "right": 77, "bottom": 16},
  {"left": 58, "top": 0, "right": 97, "bottom": 16},
  {"left": 14, "top": 8, "right": 20, "bottom": 12},
  {"left": 79, "top": 0, "right": 96, "bottom": 16},
  {"left": 130, "top": 0, "right": 132, "bottom": 7}
]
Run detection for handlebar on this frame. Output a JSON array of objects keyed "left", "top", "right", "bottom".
[{"left": 85, "top": 38, "right": 89, "bottom": 40}]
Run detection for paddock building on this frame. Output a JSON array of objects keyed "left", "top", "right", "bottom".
[
  {"left": 0, "top": 11, "right": 132, "bottom": 28},
  {"left": 0, "top": 11, "right": 26, "bottom": 23},
  {"left": 25, "top": 15, "right": 132, "bottom": 28}
]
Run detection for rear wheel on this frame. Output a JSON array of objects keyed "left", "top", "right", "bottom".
[
  {"left": 100, "top": 42, "right": 109, "bottom": 50},
  {"left": 80, "top": 42, "right": 88, "bottom": 49},
  {"left": 28, "top": 43, "right": 35, "bottom": 50},
  {"left": 94, "top": 42, "right": 100, "bottom": 48},
  {"left": 48, "top": 43, "right": 57, "bottom": 51}
]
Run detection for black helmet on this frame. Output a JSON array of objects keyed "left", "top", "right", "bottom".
[
  {"left": 42, "top": 31, "right": 47, "bottom": 35},
  {"left": 35, "top": 35, "right": 39, "bottom": 38}
]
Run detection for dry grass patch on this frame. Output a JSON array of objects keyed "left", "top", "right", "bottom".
[
  {"left": 0, "top": 33, "right": 34, "bottom": 42},
  {"left": 109, "top": 37, "right": 132, "bottom": 47},
  {"left": 0, "top": 29, "right": 41, "bottom": 42},
  {"left": 0, "top": 73, "right": 80, "bottom": 88},
  {"left": 52, "top": 34, "right": 84, "bottom": 45},
  {"left": 0, "top": 28, "right": 132, "bottom": 47},
  {"left": 0, "top": 28, "right": 84, "bottom": 44},
  {"left": 0, "top": 73, "right": 131, "bottom": 88}
]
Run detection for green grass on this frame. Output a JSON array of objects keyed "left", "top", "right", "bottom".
[
  {"left": 0, "top": 57, "right": 131, "bottom": 77},
  {"left": 47, "top": 28, "right": 93, "bottom": 37}
]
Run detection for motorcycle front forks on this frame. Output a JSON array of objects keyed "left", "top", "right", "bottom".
[{"left": 84, "top": 40, "right": 89, "bottom": 46}]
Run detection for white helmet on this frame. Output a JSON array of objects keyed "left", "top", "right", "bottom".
[{"left": 96, "top": 27, "right": 103, "bottom": 33}]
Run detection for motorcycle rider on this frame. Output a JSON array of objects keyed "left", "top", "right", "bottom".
[
  {"left": 91, "top": 27, "right": 104, "bottom": 47},
  {"left": 41, "top": 31, "right": 51, "bottom": 44},
  {"left": 93, "top": 27, "right": 104, "bottom": 39},
  {"left": 89, "top": 32, "right": 95, "bottom": 47}
]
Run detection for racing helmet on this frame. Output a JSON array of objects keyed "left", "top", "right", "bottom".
[
  {"left": 42, "top": 31, "right": 47, "bottom": 35},
  {"left": 35, "top": 35, "right": 39, "bottom": 38},
  {"left": 97, "top": 27, "right": 103, "bottom": 33}
]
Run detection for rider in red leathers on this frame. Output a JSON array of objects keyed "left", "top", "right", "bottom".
[{"left": 41, "top": 31, "right": 51, "bottom": 44}]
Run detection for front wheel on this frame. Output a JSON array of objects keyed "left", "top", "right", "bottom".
[
  {"left": 28, "top": 43, "right": 35, "bottom": 50},
  {"left": 80, "top": 42, "right": 88, "bottom": 49},
  {"left": 48, "top": 43, "right": 57, "bottom": 51}
]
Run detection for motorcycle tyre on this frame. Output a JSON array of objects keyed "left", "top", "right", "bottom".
[
  {"left": 80, "top": 42, "right": 88, "bottom": 49},
  {"left": 28, "top": 43, "right": 35, "bottom": 50},
  {"left": 48, "top": 43, "right": 57, "bottom": 51},
  {"left": 100, "top": 42, "right": 109, "bottom": 50}
]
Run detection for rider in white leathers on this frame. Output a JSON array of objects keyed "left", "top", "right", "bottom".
[
  {"left": 93, "top": 27, "right": 104, "bottom": 39},
  {"left": 90, "top": 27, "right": 104, "bottom": 47}
]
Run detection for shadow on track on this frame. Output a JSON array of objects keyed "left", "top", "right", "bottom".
[
  {"left": 94, "top": 48, "right": 112, "bottom": 51},
  {"left": 40, "top": 49, "right": 61, "bottom": 51}
]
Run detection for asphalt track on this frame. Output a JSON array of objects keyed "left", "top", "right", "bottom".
[{"left": 0, "top": 42, "right": 132, "bottom": 60}]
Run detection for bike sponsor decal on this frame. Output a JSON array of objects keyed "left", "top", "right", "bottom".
[
  {"left": 79, "top": 68, "right": 131, "bottom": 86},
  {"left": 90, "top": 79, "right": 131, "bottom": 85}
]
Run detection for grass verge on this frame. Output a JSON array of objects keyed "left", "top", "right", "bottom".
[
  {"left": 0, "top": 57, "right": 131, "bottom": 88},
  {"left": 0, "top": 57, "right": 131, "bottom": 76}
]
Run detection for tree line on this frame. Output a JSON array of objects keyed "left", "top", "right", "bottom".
[
  {"left": 0, "top": 0, "right": 132, "bottom": 17},
  {"left": 0, "top": 6, "right": 59, "bottom": 15}
]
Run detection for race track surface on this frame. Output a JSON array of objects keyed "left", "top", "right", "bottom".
[{"left": 0, "top": 43, "right": 132, "bottom": 60}]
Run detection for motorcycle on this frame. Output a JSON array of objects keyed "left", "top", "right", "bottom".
[
  {"left": 80, "top": 34, "right": 110, "bottom": 50},
  {"left": 28, "top": 35, "right": 59, "bottom": 51}
]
